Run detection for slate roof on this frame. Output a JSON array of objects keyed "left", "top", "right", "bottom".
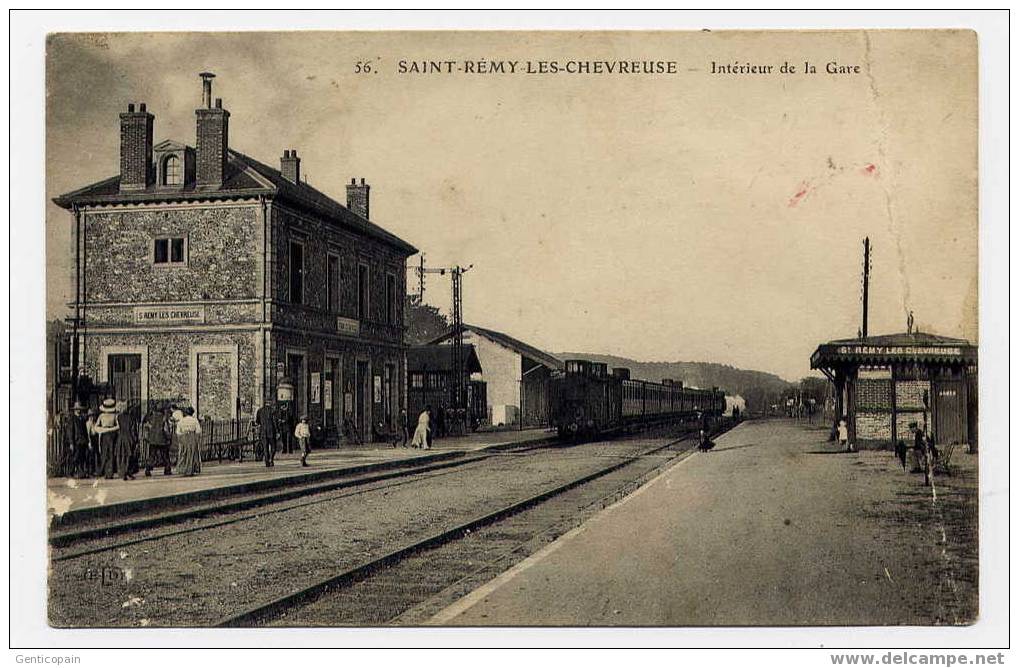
[
  {"left": 407, "top": 344, "right": 483, "bottom": 374},
  {"left": 429, "top": 324, "right": 564, "bottom": 371},
  {"left": 52, "top": 147, "right": 417, "bottom": 255}
]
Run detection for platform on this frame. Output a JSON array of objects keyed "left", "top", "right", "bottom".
[
  {"left": 47, "top": 428, "right": 551, "bottom": 523},
  {"left": 432, "top": 419, "right": 978, "bottom": 626}
]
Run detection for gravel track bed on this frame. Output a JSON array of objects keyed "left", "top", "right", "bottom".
[
  {"left": 274, "top": 442, "right": 693, "bottom": 626},
  {"left": 49, "top": 436, "right": 675, "bottom": 627}
]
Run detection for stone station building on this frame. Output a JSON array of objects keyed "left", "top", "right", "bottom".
[{"left": 54, "top": 74, "right": 417, "bottom": 442}]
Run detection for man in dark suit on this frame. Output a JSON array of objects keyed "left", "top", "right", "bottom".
[{"left": 256, "top": 401, "right": 278, "bottom": 467}]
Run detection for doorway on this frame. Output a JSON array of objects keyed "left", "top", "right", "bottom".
[
  {"left": 108, "top": 353, "right": 142, "bottom": 407},
  {"left": 934, "top": 379, "right": 967, "bottom": 445},
  {"left": 286, "top": 352, "right": 307, "bottom": 418},
  {"left": 356, "top": 360, "right": 370, "bottom": 439}
]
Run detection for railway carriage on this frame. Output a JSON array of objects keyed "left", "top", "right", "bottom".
[{"left": 550, "top": 359, "right": 725, "bottom": 438}]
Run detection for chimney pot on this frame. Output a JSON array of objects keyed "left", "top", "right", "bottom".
[
  {"left": 195, "top": 74, "right": 229, "bottom": 189},
  {"left": 199, "top": 71, "right": 216, "bottom": 108},
  {"left": 139, "top": 103, "right": 146, "bottom": 112},
  {"left": 128, "top": 103, "right": 135, "bottom": 112}
]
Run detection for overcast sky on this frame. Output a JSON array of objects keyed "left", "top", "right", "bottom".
[{"left": 46, "top": 30, "right": 978, "bottom": 381}]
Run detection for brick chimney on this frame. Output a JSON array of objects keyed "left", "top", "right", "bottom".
[
  {"left": 346, "top": 177, "right": 370, "bottom": 219},
  {"left": 195, "top": 72, "right": 230, "bottom": 189},
  {"left": 281, "top": 149, "right": 301, "bottom": 183},
  {"left": 119, "top": 102, "right": 154, "bottom": 192}
]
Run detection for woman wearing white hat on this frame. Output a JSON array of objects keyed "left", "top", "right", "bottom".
[{"left": 93, "top": 398, "right": 120, "bottom": 479}]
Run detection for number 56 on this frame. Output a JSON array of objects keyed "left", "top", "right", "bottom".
[{"left": 354, "top": 61, "right": 373, "bottom": 74}]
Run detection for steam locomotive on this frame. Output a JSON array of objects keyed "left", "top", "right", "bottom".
[{"left": 549, "top": 359, "right": 726, "bottom": 438}]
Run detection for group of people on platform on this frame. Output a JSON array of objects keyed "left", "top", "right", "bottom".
[
  {"left": 59, "top": 399, "right": 203, "bottom": 480},
  {"left": 58, "top": 398, "right": 452, "bottom": 481}
]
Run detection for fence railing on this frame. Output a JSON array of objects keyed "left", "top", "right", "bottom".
[{"left": 197, "top": 417, "right": 255, "bottom": 464}]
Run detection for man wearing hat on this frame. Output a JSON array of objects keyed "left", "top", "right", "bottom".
[
  {"left": 255, "top": 400, "right": 278, "bottom": 468},
  {"left": 68, "top": 401, "right": 91, "bottom": 479},
  {"left": 143, "top": 405, "right": 173, "bottom": 476}
]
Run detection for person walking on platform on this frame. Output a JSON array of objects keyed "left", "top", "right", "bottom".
[
  {"left": 175, "top": 407, "right": 202, "bottom": 476},
  {"left": 144, "top": 406, "right": 173, "bottom": 476},
  {"left": 410, "top": 405, "right": 431, "bottom": 449},
  {"left": 94, "top": 399, "right": 120, "bottom": 479},
  {"left": 116, "top": 402, "right": 139, "bottom": 481},
  {"left": 256, "top": 401, "right": 277, "bottom": 467},
  {"left": 398, "top": 409, "right": 409, "bottom": 448},
  {"left": 295, "top": 415, "right": 311, "bottom": 467}
]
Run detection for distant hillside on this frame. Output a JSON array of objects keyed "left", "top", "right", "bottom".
[{"left": 555, "top": 352, "right": 794, "bottom": 413}]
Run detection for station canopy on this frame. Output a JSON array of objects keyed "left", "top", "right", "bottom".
[{"left": 810, "top": 331, "right": 977, "bottom": 375}]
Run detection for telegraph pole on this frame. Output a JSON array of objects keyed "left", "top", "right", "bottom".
[
  {"left": 413, "top": 258, "right": 473, "bottom": 435},
  {"left": 861, "top": 236, "right": 871, "bottom": 339}
]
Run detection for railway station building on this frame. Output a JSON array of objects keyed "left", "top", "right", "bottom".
[
  {"left": 810, "top": 331, "right": 978, "bottom": 450},
  {"left": 54, "top": 74, "right": 417, "bottom": 442},
  {"left": 429, "top": 324, "right": 563, "bottom": 427},
  {"left": 406, "top": 344, "right": 486, "bottom": 432}
]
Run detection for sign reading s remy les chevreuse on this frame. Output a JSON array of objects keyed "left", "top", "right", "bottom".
[{"left": 133, "top": 305, "right": 206, "bottom": 325}]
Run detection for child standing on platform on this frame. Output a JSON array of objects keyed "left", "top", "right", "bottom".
[{"left": 295, "top": 415, "right": 311, "bottom": 467}]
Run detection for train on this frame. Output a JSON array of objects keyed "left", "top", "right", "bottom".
[{"left": 549, "top": 359, "right": 726, "bottom": 438}]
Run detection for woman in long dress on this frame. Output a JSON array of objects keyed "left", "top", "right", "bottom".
[
  {"left": 409, "top": 406, "right": 431, "bottom": 449},
  {"left": 94, "top": 398, "right": 120, "bottom": 479},
  {"left": 115, "top": 401, "right": 139, "bottom": 480},
  {"left": 175, "top": 407, "right": 203, "bottom": 476}
]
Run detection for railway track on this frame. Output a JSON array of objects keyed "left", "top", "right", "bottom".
[
  {"left": 49, "top": 436, "right": 571, "bottom": 556},
  {"left": 217, "top": 425, "right": 730, "bottom": 627}
]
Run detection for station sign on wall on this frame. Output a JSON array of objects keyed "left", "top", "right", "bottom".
[
  {"left": 336, "top": 317, "right": 360, "bottom": 336},
  {"left": 134, "top": 305, "right": 206, "bottom": 325}
]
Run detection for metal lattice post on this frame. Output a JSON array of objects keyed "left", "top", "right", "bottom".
[{"left": 451, "top": 267, "right": 465, "bottom": 432}]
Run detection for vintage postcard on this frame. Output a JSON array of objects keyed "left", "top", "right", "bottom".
[{"left": 38, "top": 27, "right": 988, "bottom": 635}]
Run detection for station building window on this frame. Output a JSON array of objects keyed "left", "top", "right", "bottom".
[
  {"left": 153, "top": 237, "right": 186, "bottom": 265},
  {"left": 386, "top": 273, "right": 396, "bottom": 325},
  {"left": 327, "top": 254, "right": 340, "bottom": 313},
  {"left": 162, "top": 155, "right": 182, "bottom": 186},
  {"left": 411, "top": 373, "right": 424, "bottom": 389},
  {"left": 357, "top": 263, "right": 369, "bottom": 321},
  {"left": 289, "top": 241, "right": 304, "bottom": 304}
]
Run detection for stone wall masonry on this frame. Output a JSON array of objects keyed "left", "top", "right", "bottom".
[
  {"left": 856, "top": 411, "right": 892, "bottom": 441},
  {"left": 83, "top": 204, "right": 260, "bottom": 303},
  {"left": 81, "top": 330, "right": 260, "bottom": 417},
  {"left": 895, "top": 379, "right": 931, "bottom": 410},
  {"left": 855, "top": 378, "right": 892, "bottom": 411}
]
